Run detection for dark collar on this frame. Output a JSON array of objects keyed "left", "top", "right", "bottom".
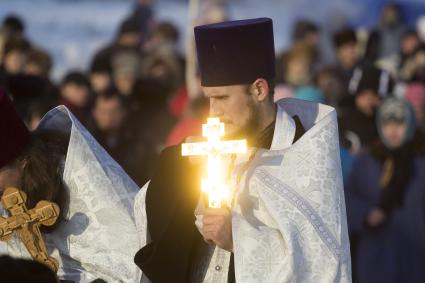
[{"left": 252, "top": 114, "right": 306, "bottom": 149}]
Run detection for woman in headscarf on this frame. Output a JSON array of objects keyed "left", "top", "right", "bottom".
[{"left": 345, "top": 97, "right": 425, "bottom": 283}]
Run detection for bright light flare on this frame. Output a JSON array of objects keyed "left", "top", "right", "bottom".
[{"left": 182, "top": 117, "right": 247, "bottom": 208}]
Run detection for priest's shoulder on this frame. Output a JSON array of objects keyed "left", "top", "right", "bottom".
[
  {"left": 150, "top": 144, "right": 194, "bottom": 180},
  {"left": 158, "top": 144, "right": 187, "bottom": 164},
  {"left": 276, "top": 97, "right": 336, "bottom": 113}
]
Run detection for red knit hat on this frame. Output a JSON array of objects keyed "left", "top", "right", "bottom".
[{"left": 0, "top": 88, "right": 30, "bottom": 168}]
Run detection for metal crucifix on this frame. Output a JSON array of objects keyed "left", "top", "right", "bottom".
[{"left": 182, "top": 117, "right": 247, "bottom": 208}]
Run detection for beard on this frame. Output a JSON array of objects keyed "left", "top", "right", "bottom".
[{"left": 225, "top": 100, "right": 260, "bottom": 143}]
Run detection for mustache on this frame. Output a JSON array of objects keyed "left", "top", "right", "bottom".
[{"left": 220, "top": 119, "right": 232, "bottom": 124}]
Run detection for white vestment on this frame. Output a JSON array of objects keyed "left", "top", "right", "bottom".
[
  {"left": 0, "top": 106, "right": 142, "bottom": 283},
  {"left": 136, "top": 98, "right": 352, "bottom": 282}
]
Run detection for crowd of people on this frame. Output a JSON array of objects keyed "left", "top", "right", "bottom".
[{"left": 1, "top": 1, "right": 425, "bottom": 282}]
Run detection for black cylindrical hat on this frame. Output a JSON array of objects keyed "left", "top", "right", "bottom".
[{"left": 195, "top": 18, "right": 275, "bottom": 87}]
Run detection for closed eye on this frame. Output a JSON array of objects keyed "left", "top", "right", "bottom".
[{"left": 214, "top": 95, "right": 228, "bottom": 100}]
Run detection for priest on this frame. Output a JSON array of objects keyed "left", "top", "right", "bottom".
[
  {"left": 134, "top": 18, "right": 351, "bottom": 282},
  {"left": 0, "top": 89, "right": 142, "bottom": 282}
]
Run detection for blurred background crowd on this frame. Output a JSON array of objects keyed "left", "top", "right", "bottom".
[{"left": 1, "top": 0, "right": 425, "bottom": 282}]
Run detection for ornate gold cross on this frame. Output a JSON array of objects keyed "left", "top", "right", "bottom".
[
  {"left": 182, "top": 117, "right": 247, "bottom": 208},
  {"left": 0, "top": 187, "right": 60, "bottom": 272}
]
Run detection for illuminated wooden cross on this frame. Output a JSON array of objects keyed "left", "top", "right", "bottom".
[
  {"left": 0, "top": 187, "right": 60, "bottom": 272},
  {"left": 182, "top": 117, "right": 247, "bottom": 208}
]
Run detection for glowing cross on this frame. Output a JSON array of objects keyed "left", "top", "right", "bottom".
[
  {"left": 182, "top": 117, "right": 247, "bottom": 208},
  {"left": 0, "top": 187, "right": 60, "bottom": 272}
]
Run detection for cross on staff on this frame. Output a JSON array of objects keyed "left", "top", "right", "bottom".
[
  {"left": 0, "top": 187, "right": 60, "bottom": 272},
  {"left": 182, "top": 117, "right": 247, "bottom": 208}
]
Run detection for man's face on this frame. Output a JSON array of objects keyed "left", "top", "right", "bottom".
[
  {"left": 113, "top": 74, "right": 134, "bottom": 96},
  {"left": 355, "top": 90, "right": 381, "bottom": 117},
  {"left": 61, "top": 83, "right": 90, "bottom": 107},
  {"left": 24, "top": 63, "right": 43, "bottom": 77},
  {"left": 91, "top": 72, "right": 111, "bottom": 94},
  {"left": 203, "top": 85, "right": 259, "bottom": 139},
  {"left": 338, "top": 43, "right": 358, "bottom": 69},
  {"left": 286, "top": 57, "right": 311, "bottom": 86},
  {"left": 119, "top": 32, "right": 140, "bottom": 48},
  {"left": 382, "top": 6, "right": 399, "bottom": 27},
  {"left": 93, "top": 96, "right": 127, "bottom": 132},
  {"left": 4, "top": 50, "right": 26, "bottom": 74},
  {"left": 305, "top": 32, "right": 319, "bottom": 48},
  {"left": 401, "top": 35, "right": 420, "bottom": 56}
]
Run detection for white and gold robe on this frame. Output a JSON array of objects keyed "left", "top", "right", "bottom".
[
  {"left": 135, "top": 98, "right": 352, "bottom": 282},
  {"left": 0, "top": 106, "right": 141, "bottom": 283}
]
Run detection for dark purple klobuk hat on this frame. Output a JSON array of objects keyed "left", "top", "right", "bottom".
[
  {"left": 195, "top": 17, "right": 275, "bottom": 87},
  {"left": 0, "top": 88, "right": 30, "bottom": 168}
]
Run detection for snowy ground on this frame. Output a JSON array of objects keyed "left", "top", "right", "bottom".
[{"left": 0, "top": 0, "right": 386, "bottom": 82}]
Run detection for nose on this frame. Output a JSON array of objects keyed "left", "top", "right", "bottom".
[{"left": 209, "top": 99, "right": 223, "bottom": 117}]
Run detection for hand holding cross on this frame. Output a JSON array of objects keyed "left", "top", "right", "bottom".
[{"left": 182, "top": 117, "right": 247, "bottom": 208}]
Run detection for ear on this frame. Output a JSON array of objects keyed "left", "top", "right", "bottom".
[{"left": 251, "top": 78, "right": 270, "bottom": 102}]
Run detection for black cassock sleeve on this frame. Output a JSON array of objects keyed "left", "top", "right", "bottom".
[{"left": 134, "top": 145, "right": 203, "bottom": 283}]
